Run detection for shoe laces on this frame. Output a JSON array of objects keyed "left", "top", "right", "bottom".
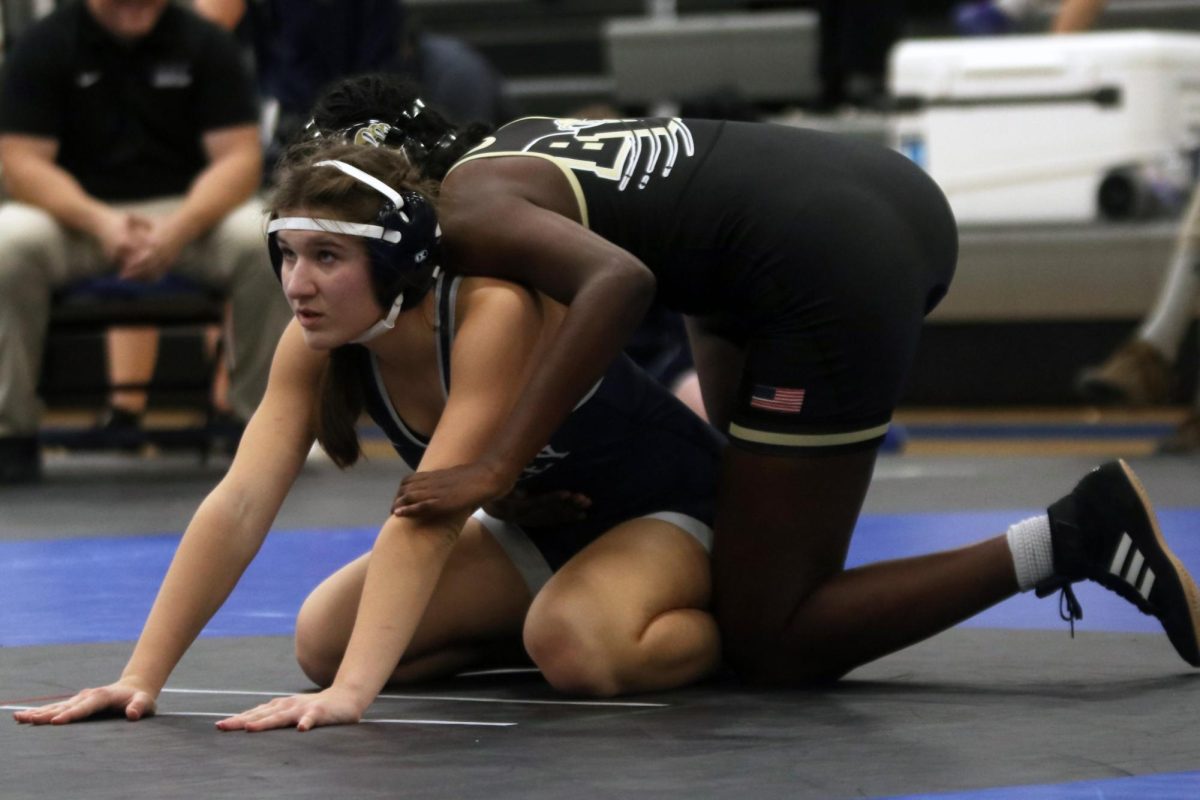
[
  {"left": 1057, "top": 585, "right": 1084, "bottom": 637},
  {"left": 1034, "top": 577, "right": 1084, "bottom": 636}
]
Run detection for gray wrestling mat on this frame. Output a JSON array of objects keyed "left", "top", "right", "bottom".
[
  {"left": 2, "top": 628, "right": 1194, "bottom": 800},
  {"left": 4, "top": 452, "right": 1200, "bottom": 799}
]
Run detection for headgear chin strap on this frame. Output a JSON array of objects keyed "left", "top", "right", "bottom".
[
  {"left": 348, "top": 263, "right": 441, "bottom": 344},
  {"left": 350, "top": 291, "right": 406, "bottom": 344}
]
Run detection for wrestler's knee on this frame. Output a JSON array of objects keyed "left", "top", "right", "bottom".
[
  {"left": 293, "top": 594, "right": 343, "bottom": 688},
  {"left": 523, "top": 596, "right": 623, "bottom": 697},
  {"left": 716, "top": 605, "right": 852, "bottom": 687}
]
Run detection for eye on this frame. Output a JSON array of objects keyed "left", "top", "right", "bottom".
[
  {"left": 317, "top": 249, "right": 340, "bottom": 263},
  {"left": 278, "top": 246, "right": 297, "bottom": 263}
]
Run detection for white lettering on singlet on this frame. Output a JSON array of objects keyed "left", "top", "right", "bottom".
[
  {"left": 522, "top": 445, "right": 571, "bottom": 477},
  {"left": 523, "top": 119, "right": 696, "bottom": 191}
]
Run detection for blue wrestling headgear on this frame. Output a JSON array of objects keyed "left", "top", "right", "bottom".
[{"left": 267, "top": 159, "right": 441, "bottom": 343}]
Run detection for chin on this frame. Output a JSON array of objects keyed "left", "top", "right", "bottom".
[{"left": 299, "top": 329, "right": 350, "bottom": 351}]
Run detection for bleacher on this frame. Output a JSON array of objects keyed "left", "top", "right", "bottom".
[{"left": 409, "top": 0, "right": 793, "bottom": 115}]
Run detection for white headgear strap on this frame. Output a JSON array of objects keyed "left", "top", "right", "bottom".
[
  {"left": 266, "top": 216, "right": 401, "bottom": 243},
  {"left": 316, "top": 159, "right": 412, "bottom": 226}
]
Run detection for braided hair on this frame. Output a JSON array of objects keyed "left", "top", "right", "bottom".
[{"left": 307, "top": 73, "right": 492, "bottom": 180}]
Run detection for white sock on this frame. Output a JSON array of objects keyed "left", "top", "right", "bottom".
[{"left": 1006, "top": 515, "right": 1055, "bottom": 592}]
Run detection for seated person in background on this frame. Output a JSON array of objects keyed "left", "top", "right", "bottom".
[
  {"left": 407, "top": 16, "right": 511, "bottom": 128},
  {"left": 94, "top": 0, "right": 510, "bottom": 446},
  {"left": 98, "top": 318, "right": 233, "bottom": 441},
  {"left": 0, "top": 0, "right": 291, "bottom": 483},
  {"left": 194, "top": 0, "right": 510, "bottom": 160},
  {"left": 1077, "top": 187, "right": 1200, "bottom": 453}
]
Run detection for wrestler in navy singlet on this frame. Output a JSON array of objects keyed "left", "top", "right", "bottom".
[
  {"left": 356, "top": 274, "right": 724, "bottom": 570},
  {"left": 449, "top": 117, "right": 958, "bottom": 454}
]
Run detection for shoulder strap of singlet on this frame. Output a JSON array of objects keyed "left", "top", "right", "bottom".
[
  {"left": 433, "top": 273, "right": 461, "bottom": 400},
  {"left": 432, "top": 274, "right": 605, "bottom": 413}
]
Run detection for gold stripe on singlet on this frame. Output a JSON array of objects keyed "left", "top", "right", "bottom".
[
  {"left": 447, "top": 147, "right": 590, "bottom": 230},
  {"left": 728, "top": 422, "right": 891, "bottom": 449}
]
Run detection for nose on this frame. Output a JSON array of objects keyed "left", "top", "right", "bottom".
[{"left": 282, "top": 258, "right": 317, "bottom": 300}]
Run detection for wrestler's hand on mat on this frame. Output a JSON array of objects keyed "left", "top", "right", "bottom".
[
  {"left": 393, "top": 460, "right": 516, "bottom": 519},
  {"left": 215, "top": 686, "right": 364, "bottom": 733},
  {"left": 484, "top": 488, "right": 591, "bottom": 527},
  {"left": 12, "top": 680, "right": 157, "bottom": 725}
]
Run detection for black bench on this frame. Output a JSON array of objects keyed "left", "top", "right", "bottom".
[{"left": 38, "top": 275, "right": 236, "bottom": 456}]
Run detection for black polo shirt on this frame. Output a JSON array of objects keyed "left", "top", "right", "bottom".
[{"left": 0, "top": 1, "right": 259, "bottom": 201}]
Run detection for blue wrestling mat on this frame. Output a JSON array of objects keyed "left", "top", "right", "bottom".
[
  {"left": 4, "top": 509, "right": 1199, "bottom": 647},
  {"left": 882, "top": 769, "right": 1200, "bottom": 799}
]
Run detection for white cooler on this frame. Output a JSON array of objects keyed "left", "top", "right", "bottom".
[{"left": 889, "top": 31, "right": 1200, "bottom": 224}]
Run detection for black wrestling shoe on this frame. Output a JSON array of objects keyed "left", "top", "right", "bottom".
[
  {"left": 1036, "top": 459, "right": 1200, "bottom": 666},
  {"left": 93, "top": 405, "right": 144, "bottom": 453},
  {"left": 205, "top": 410, "right": 245, "bottom": 457},
  {"left": 0, "top": 436, "right": 41, "bottom": 484}
]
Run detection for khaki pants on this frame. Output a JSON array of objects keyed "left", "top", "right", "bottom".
[{"left": 0, "top": 197, "right": 291, "bottom": 436}]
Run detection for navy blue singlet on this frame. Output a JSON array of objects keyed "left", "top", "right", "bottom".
[{"left": 355, "top": 274, "right": 724, "bottom": 569}]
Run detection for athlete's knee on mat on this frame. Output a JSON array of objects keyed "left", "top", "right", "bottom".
[
  {"left": 294, "top": 641, "right": 340, "bottom": 688},
  {"left": 723, "top": 633, "right": 851, "bottom": 687},
  {"left": 523, "top": 604, "right": 625, "bottom": 697},
  {"left": 717, "top": 608, "right": 851, "bottom": 687},
  {"left": 293, "top": 602, "right": 344, "bottom": 688}
]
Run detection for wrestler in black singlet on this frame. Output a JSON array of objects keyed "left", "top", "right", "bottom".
[
  {"left": 449, "top": 117, "right": 958, "bottom": 454},
  {"left": 355, "top": 274, "right": 724, "bottom": 570}
]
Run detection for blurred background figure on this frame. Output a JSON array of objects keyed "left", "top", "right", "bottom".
[
  {"left": 0, "top": 0, "right": 290, "bottom": 483},
  {"left": 195, "top": 0, "right": 511, "bottom": 166},
  {"left": 943, "top": 0, "right": 1200, "bottom": 453},
  {"left": 1076, "top": 190, "right": 1200, "bottom": 453},
  {"left": 954, "top": 0, "right": 1108, "bottom": 35},
  {"left": 814, "top": 0, "right": 906, "bottom": 111},
  {"left": 95, "top": 0, "right": 513, "bottom": 451}
]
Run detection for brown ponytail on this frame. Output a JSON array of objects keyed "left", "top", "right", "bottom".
[{"left": 315, "top": 346, "right": 366, "bottom": 469}]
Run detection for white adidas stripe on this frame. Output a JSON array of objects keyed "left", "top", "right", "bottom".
[
  {"left": 1139, "top": 570, "right": 1157, "bottom": 599},
  {"left": 1109, "top": 533, "right": 1132, "bottom": 575},
  {"left": 1108, "top": 532, "right": 1156, "bottom": 601},
  {"left": 1125, "top": 550, "right": 1145, "bottom": 586}
]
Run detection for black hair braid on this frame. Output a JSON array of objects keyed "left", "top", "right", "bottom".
[
  {"left": 309, "top": 73, "right": 492, "bottom": 180},
  {"left": 426, "top": 120, "right": 493, "bottom": 181}
]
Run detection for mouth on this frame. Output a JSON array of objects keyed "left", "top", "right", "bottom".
[{"left": 294, "top": 308, "right": 323, "bottom": 328}]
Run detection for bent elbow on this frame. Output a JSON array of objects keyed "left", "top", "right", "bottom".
[
  {"left": 620, "top": 258, "right": 656, "bottom": 296},
  {"left": 606, "top": 257, "right": 656, "bottom": 318}
]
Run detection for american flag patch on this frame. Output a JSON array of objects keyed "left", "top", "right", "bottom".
[{"left": 749, "top": 384, "right": 805, "bottom": 414}]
